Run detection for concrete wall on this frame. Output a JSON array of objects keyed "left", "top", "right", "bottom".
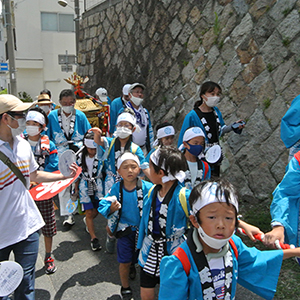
[{"left": 79, "top": 0, "right": 300, "bottom": 202}]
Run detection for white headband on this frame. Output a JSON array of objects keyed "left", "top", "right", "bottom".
[
  {"left": 192, "top": 182, "right": 239, "bottom": 215},
  {"left": 150, "top": 148, "right": 186, "bottom": 183},
  {"left": 84, "top": 138, "right": 97, "bottom": 149},
  {"left": 26, "top": 110, "right": 45, "bottom": 125},
  {"left": 117, "top": 112, "right": 136, "bottom": 127},
  {"left": 157, "top": 126, "right": 175, "bottom": 139},
  {"left": 117, "top": 152, "right": 140, "bottom": 169},
  {"left": 183, "top": 127, "right": 205, "bottom": 142}
]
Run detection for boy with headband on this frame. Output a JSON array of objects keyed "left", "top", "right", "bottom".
[
  {"left": 98, "top": 152, "right": 153, "bottom": 300},
  {"left": 159, "top": 179, "right": 300, "bottom": 300}
]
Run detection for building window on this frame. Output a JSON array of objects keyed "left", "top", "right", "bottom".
[{"left": 41, "top": 12, "right": 74, "bottom": 32}]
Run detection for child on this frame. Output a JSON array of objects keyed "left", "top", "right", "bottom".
[
  {"left": 178, "top": 81, "right": 245, "bottom": 177},
  {"left": 74, "top": 131, "right": 104, "bottom": 251},
  {"left": 145, "top": 122, "right": 175, "bottom": 163},
  {"left": 25, "top": 107, "right": 59, "bottom": 274},
  {"left": 180, "top": 127, "right": 211, "bottom": 189},
  {"left": 91, "top": 108, "right": 150, "bottom": 194},
  {"left": 159, "top": 179, "right": 300, "bottom": 300},
  {"left": 137, "top": 146, "right": 190, "bottom": 300},
  {"left": 98, "top": 152, "right": 153, "bottom": 299}
]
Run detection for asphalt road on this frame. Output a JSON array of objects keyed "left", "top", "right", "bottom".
[{"left": 34, "top": 211, "right": 263, "bottom": 300}]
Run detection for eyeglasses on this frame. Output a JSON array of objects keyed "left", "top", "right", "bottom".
[
  {"left": 7, "top": 112, "right": 26, "bottom": 119},
  {"left": 116, "top": 124, "right": 132, "bottom": 129}
]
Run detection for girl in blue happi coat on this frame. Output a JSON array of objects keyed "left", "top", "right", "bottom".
[
  {"left": 75, "top": 131, "right": 104, "bottom": 252},
  {"left": 159, "top": 179, "right": 300, "bottom": 300},
  {"left": 137, "top": 146, "right": 190, "bottom": 300},
  {"left": 92, "top": 108, "right": 150, "bottom": 194},
  {"left": 178, "top": 81, "right": 244, "bottom": 177},
  {"left": 98, "top": 152, "right": 153, "bottom": 299}
]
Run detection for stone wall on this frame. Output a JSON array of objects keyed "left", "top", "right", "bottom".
[{"left": 78, "top": 0, "right": 300, "bottom": 202}]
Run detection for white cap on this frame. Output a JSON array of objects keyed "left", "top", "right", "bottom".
[
  {"left": 96, "top": 87, "right": 108, "bottom": 102},
  {"left": 129, "top": 83, "right": 146, "bottom": 93},
  {"left": 122, "top": 84, "right": 131, "bottom": 96}
]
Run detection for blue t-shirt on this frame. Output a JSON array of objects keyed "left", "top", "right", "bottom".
[{"left": 122, "top": 187, "right": 140, "bottom": 228}]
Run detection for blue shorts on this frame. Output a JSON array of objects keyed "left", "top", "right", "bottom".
[
  {"left": 117, "top": 230, "right": 139, "bottom": 264},
  {"left": 83, "top": 195, "right": 100, "bottom": 211}
]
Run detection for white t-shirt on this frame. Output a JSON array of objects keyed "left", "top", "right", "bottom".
[
  {"left": 0, "top": 136, "right": 45, "bottom": 249},
  {"left": 61, "top": 112, "right": 72, "bottom": 134},
  {"left": 208, "top": 257, "right": 225, "bottom": 299},
  {"left": 187, "top": 161, "right": 198, "bottom": 187},
  {"left": 85, "top": 155, "right": 94, "bottom": 178},
  {"left": 132, "top": 106, "right": 147, "bottom": 147}
]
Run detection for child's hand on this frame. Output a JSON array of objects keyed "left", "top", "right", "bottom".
[
  {"left": 238, "top": 220, "right": 264, "bottom": 242},
  {"left": 264, "top": 226, "right": 285, "bottom": 249},
  {"left": 89, "top": 127, "right": 103, "bottom": 145},
  {"left": 110, "top": 200, "right": 121, "bottom": 213}
]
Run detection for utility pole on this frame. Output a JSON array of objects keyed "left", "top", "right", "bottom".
[
  {"left": 4, "top": 0, "right": 17, "bottom": 96},
  {"left": 74, "top": 0, "right": 80, "bottom": 60}
]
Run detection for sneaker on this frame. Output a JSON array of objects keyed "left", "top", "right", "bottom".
[
  {"left": 129, "top": 263, "right": 136, "bottom": 280},
  {"left": 121, "top": 286, "right": 133, "bottom": 300},
  {"left": 83, "top": 216, "right": 89, "bottom": 233},
  {"left": 44, "top": 257, "right": 57, "bottom": 275},
  {"left": 91, "top": 238, "right": 102, "bottom": 251},
  {"left": 63, "top": 215, "right": 75, "bottom": 226},
  {"left": 106, "top": 234, "right": 116, "bottom": 254}
]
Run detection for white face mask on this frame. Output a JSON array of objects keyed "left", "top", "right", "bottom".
[
  {"left": 62, "top": 106, "right": 74, "bottom": 114},
  {"left": 26, "top": 125, "right": 41, "bottom": 136},
  {"left": 197, "top": 225, "right": 233, "bottom": 250},
  {"left": 204, "top": 96, "right": 220, "bottom": 107},
  {"left": 40, "top": 105, "right": 51, "bottom": 114},
  {"left": 130, "top": 95, "right": 143, "bottom": 106},
  {"left": 7, "top": 117, "right": 26, "bottom": 136},
  {"left": 115, "top": 126, "right": 132, "bottom": 139}
]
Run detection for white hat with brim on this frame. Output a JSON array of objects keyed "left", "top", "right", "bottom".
[
  {"left": 129, "top": 83, "right": 146, "bottom": 93},
  {"left": 0, "top": 94, "right": 34, "bottom": 115}
]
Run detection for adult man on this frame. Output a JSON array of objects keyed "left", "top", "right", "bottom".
[
  {"left": 109, "top": 83, "right": 131, "bottom": 135},
  {"left": 0, "top": 94, "right": 77, "bottom": 300},
  {"left": 95, "top": 87, "right": 111, "bottom": 105},
  {"left": 47, "top": 89, "right": 91, "bottom": 225},
  {"left": 118, "top": 83, "right": 154, "bottom": 155}
]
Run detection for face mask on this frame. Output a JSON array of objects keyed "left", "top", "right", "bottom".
[
  {"left": 7, "top": 117, "right": 26, "bottom": 136},
  {"left": 115, "top": 126, "right": 132, "bottom": 139},
  {"left": 26, "top": 125, "right": 41, "bottom": 136},
  {"left": 40, "top": 105, "right": 50, "bottom": 114},
  {"left": 187, "top": 143, "right": 203, "bottom": 157},
  {"left": 205, "top": 96, "right": 220, "bottom": 107},
  {"left": 62, "top": 106, "right": 74, "bottom": 114},
  {"left": 130, "top": 95, "right": 143, "bottom": 106},
  {"left": 198, "top": 225, "right": 233, "bottom": 250}
]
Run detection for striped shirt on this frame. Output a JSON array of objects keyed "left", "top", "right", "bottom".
[{"left": 0, "top": 136, "right": 44, "bottom": 249}]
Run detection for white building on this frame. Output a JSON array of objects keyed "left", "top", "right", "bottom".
[{"left": 2, "top": 0, "right": 84, "bottom": 103}]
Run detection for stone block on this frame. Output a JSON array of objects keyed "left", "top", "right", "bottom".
[
  {"left": 232, "top": 0, "right": 248, "bottom": 16},
  {"left": 230, "top": 75, "right": 251, "bottom": 104},
  {"left": 269, "top": 0, "right": 297, "bottom": 22},
  {"left": 126, "top": 14, "right": 135, "bottom": 34},
  {"left": 89, "top": 26, "right": 97, "bottom": 39},
  {"left": 259, "top": 126, "right": 286, "bottom": 168},
  {"left": 119, "top": 12, "right": 126, "bottom": 27},
  {"left": 271, "top": 150, "right": 289, "bottom": 183},
  {"left": 187, "top": 33, "right": 201, "bottom": 53},
  {"left": 102, "top": 18, "right": 111, "bottom": 34},
  {"left": 272, "top": 56, "right": 300, "bottom": 93},
  {"left": 202, "top": 28, "right": 216, "bottom": 52},
  {"left": 230, "top": 13, "right": 253, "bottom": 47},
  {"left": 217, "top": 95, "right": 236, "bottom": 119},
  {"left": 222, "top": 55, "right": 243, "bottom": 88},
  {"left": 207, "top": 45, "right": 220, "bottom": 66},
  {"left": 236, "top": 38, "right": 259, "bottom": 64},
  {"left": 235, "top": 93, "right": 257, "bottom": 120},
  {"left": 194, "top": 66, "right": 207, "bottom": 85},
  {"left": 86, "top": 39, "right": 93, "bottom": 51},
  {"left": 220, "top": 39, "right": 236, "bottom": 62},
  {"left": 241, "top": 55, "right": 266, "bottom": 84},
  {"left": 178, "top": 23, "right": 193, "bottom": 45},
  {"left": 208, "top": 56, "right": 226, "bottom": 83},
  {"left": 98, "top": 31, "right": 105, "bottom": 45},
  {"left": 219, "top": 7, "right": 237, "bottom": 42},
  {"left": 282, "top": 77, "right": 300, "bottom": 104},
  {"left": 178, "top": 1, "right": 190, "bottom": 24},
  {"left": 169, "top": 62, "right": 181, "bottom": 83},
  {"left": 249, "top": 0, "right": 276, "bottom": 20},
  {"left": 182, "top": 61, "right": 195, "bottom": 83},
  {"left": 247, "top": 162, "right": 277, "bottom": 199},
  {"left": 278, "top": 9, "right": 300, "bottom": 40},
  {"left": 189, "top": 6, "right": 202, "bottom": 26},
  {"left": 169, "top": 17, "right": 183, "bottom": 39}
]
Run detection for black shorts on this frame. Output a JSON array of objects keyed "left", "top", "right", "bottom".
[{"left": 140, "top": 266, "right": 160, "bottom": 288}]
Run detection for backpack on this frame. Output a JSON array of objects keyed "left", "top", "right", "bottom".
[{"left": 173, "top": 239, "right": 239, "bottom": 276}]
